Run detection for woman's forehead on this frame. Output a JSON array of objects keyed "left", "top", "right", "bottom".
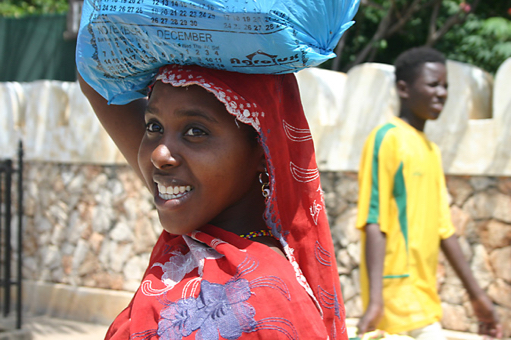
[
  {"left": 151, "top": 81, "right": 219, "bottom": 103},
  {"left": 148, "top": 81, "right": 247, "bottom": 125}
]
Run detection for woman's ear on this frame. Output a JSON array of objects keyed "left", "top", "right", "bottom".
[
  {"left": 256, "top": 145, "right": 267, "bottom": 173},
  {"left": 396, "top": 80, "right": 409, "bottom": 100}
]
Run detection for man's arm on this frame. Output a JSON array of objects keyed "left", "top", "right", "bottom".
[
  {"left": 357, "top": 223, "right": 386, "bottom": 335},
  {"left": 77, "top": 73, "right": 147, "bottom": 181},
  {"left": 440, "top": 235, "right": 502, "bottom": 338}
]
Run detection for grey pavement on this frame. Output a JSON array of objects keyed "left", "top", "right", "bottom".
[
  {"left": 24, "top": 316, "right": 108, "bottom": 340},
  {"left": 9, "top": 316, "right": 497, "bottom": 340}
]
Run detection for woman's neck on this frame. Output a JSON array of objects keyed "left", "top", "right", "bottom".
[{"left": 209, "top": 182, "right": 267, "bottom": 235}]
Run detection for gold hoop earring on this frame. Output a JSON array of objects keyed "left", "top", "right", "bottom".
[{"left": 259, "top": 170, "right": 270, "bottom": 198}]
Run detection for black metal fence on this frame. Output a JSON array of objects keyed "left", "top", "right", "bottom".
[{"left": 0, "top": 141, "right": 23, "bottom": 329}]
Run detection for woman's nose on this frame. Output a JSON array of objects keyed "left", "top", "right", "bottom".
[{"left": 151, "top": 143, "right": 180, "bottom": 169}]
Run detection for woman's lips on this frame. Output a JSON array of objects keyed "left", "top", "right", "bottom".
[
  {"left": 157, "top": 183, "right": 192, "bottom": 200},
  {"left": 153, "top": 184, "right": 194, "bottom": 211}
]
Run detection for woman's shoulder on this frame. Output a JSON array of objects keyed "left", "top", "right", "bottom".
[{"left": 109, "top": 231, "right": 331, "bottom": 340}]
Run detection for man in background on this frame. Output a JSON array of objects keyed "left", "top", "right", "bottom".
[{"left": 355, "top": 47, "right": 502, "bottom": 339}]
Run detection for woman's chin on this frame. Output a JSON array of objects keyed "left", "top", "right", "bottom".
[{"left": 157, "top": 214, "right": 202, "bottom": 236}]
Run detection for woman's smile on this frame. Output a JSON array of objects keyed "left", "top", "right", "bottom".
[
  {"left": 153, "top": 183, "right": 194, "bottom": 211},
  {"left": 152, "top": 174, "right": 194, "bottom": 204},
  {"left": 156, "top": 183, "right": 192, "bottom": 200}
]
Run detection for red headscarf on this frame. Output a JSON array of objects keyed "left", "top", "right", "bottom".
[{"left": 106, "top": 65, "right": 347, "bottom": 340}]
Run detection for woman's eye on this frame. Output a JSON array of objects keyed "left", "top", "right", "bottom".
[
  {"left": 146, "top": 122, "right": 162, "bottom": 133},
  {"left": 184, "top": 127, "right": 207, "bottom": 137}
]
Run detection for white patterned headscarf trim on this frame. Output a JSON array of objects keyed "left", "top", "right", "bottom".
[{"left": 155, "top": 65, "right": 263, "bottom": 131}]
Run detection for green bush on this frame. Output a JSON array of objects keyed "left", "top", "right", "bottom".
[{"left": 0, "top": 0, "right": 68, "bottom": 17}]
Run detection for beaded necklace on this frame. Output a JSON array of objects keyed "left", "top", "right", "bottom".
[{"left": 239, "top": 229, "right": 273, "bottom": 239}]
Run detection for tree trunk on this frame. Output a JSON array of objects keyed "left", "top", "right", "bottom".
[{"left": 331, "top": 32, "right": 348, "bottom": 71}]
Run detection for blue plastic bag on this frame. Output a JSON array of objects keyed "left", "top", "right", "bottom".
[{"left": 76, "top": 0, "right": 360, "bottom": 104}]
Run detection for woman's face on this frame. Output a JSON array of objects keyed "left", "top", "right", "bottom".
[{"left": 138, "top": 82, "right": 265, "bottom": 235}]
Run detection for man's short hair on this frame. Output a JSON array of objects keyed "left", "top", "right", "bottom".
[{"left": 394, "top": 47, "right": 446, "bottom": 84}]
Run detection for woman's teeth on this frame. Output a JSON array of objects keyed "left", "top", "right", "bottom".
[{"left": 157, "top": 184, "right": 192, "bottom": 200}]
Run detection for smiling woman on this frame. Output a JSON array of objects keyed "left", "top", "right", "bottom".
[
  {"left": 78, "top": 64, "right": 348, "bottom": 340},
  {"left": 139, "top": 83, "right": 265, "bottom": 237}
]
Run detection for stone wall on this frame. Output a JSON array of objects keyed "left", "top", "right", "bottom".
[
  {"left": 20, "top": 162, "right": 156, "bottom": 292},
  {"left": 12, "top": 162, "right": 511, "bottom": 336},
  {"left": 322, "top": 171, "right": 511, "bottom": 337}
]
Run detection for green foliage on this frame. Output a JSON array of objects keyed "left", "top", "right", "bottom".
[
  {"left": 439, "top": 16, "right": 511, "bottom": 73},
  {"left": 0, "top": 0, "right": 68, "bottom": 17},
  {"left": 333, "top": 0, "right": 511, "bottom": 74}
]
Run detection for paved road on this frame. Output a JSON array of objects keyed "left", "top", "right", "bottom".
[
  {"left": 25, "top": 316, "right": 109, "bottom": 340},
  {"left": 19, "top": 316, "right": 493, "bottom": 340}
]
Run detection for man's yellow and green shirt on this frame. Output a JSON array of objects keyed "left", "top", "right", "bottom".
[{"left": 356, "top": 116, "right": 455, "bottom": 334}]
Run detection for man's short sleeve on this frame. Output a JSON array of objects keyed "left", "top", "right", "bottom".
[{"left": 356, "top": 124, "right": 401, "bottom": 234}]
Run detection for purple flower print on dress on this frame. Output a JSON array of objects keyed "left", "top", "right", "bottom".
[
  {"left": 157, "top": 278, "right": 256, "bottom": 340},
  {"left": 142, "top": 237, "right": 224, "bottom": 297},
  {"left": 132, "top": 256, "right": 297, "bottom": 340},
  {"left": 158, "top": 297, "right": 198, "bottom": 339}
]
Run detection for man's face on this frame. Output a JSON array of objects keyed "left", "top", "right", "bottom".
[{"left": 401, "top": 62, "right": 448, "bottom": 121}]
